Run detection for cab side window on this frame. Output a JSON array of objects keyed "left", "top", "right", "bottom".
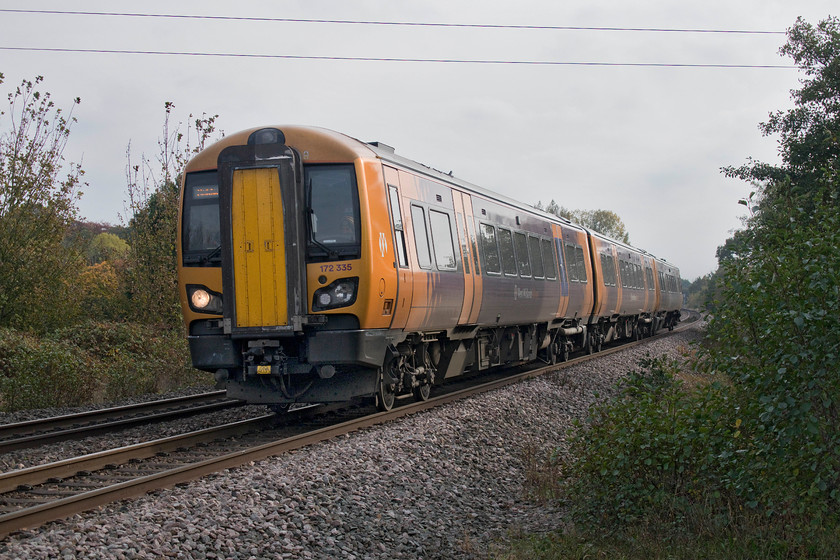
[{"left": 389, "top": 186, "right": 408, "bottom": 268}]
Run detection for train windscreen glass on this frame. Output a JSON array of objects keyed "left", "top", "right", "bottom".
[
  {"left": 305, "top": 164, "right": 361, "bottom": 260},
  {"left": 182, "top": 170, "right": 221, "bottom": 266}
]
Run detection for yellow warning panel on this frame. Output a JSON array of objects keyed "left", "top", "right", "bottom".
[{"left": 231, "top": 168, "right": 288, "bottom": 327}]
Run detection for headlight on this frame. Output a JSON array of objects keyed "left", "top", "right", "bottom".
[
  {"left": 191, "top": 289, "right": 211, "bottom": 309},
  {"left": 187, "top": 285, "right": 223, "bottom": 314},
  {"left": 312, "top": 277, "right": 358, "bottom": 311}
]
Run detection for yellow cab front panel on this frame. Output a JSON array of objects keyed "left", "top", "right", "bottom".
[{"left": 231, "top": 167, "right": 288, "bottom": 328}]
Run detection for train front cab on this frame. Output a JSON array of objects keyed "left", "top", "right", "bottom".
[{"left": 178, "top": 127, "right": 400, "bottom": 406}]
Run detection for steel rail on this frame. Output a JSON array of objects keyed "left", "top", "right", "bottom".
[
  {"left": 0, "top": 312, "right": 699, "bottom": 537},
  {"left": 0, "top": 391, "right": 242, "bottom": 454},
  {"left": 0, "top": 391, "right": 229, "bottom": 436},
  {"left": 0, "top": 414, "right": 277, "bottom": 494}
]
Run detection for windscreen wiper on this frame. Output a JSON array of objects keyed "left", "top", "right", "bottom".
[
  {"left": 306, "top": 209, "right": 341, "bottom": 260},
  {"left": 201, "top": 245, "right": 223, "bottom": 264}
]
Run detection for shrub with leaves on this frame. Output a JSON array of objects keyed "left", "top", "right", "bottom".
[
  {"left": 703, "top": 186, "right": 840, "bottom": 525},
  {"left": 0, "top": 327, "right": 97, "bottom": 410},
  {"left": 562, "top": 355, "right": 739, "bottom": 529},
  {"left": 0, "top": 322, "right": 211, "bottom": 411},
  {"left": 49, "top": 321, "right": 210, "bottom": 401}
]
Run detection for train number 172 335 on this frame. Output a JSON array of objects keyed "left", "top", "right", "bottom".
[{"left": 319, "top": 263, "right": 353, "bottom": 273}]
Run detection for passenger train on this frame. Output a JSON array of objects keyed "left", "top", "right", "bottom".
[{"left": 177, "top": 126, "right": 682, "bottom": 411}]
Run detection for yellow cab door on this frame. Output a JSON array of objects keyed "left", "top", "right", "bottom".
[{"left": 231, "top": 167, "right": 288, "bottom": 327}]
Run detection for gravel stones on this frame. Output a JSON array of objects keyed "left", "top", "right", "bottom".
[{"left": 0, "top": 326, "right": 702, "bottom": 559}]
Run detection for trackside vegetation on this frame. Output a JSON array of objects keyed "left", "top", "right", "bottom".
[
  {"left": 0, "top": 73, "right": 219, "bottom": 411},
  {"left": 500, "top": 16, "right": 840, "bottom": 560}
]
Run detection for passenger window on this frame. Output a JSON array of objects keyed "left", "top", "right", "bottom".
[
  {"left": 541, "top": 239, "right": 557, "bottom": 280},
  {"left": 600, "top": 254, "right": 608, "bottom": 285},
  {"left": 575, "top": 245, "right": 587, "bottom": 283},
  {"left": 498, "top": 228, "right": 517, "bottom": 276},
  {"left": 388, "top": 186, "right": 408, "bottom": 268},
  {"left": 429, "top": 210, "right": 457, "bottom": 271},
  {"left": 529, "top": 236, "right": 544, "bottom": 279},
  {"left": 514, "top": 232, "right": 531, "bottom": 277},
  {"left": 565, "top": 243, "right": 578, "bottom": 282},
  {"left": 602, "top": 252, "right": 616, "bottom": 287},
  {"left": 411, "top": 205, "right": 432, "bottom": 269},
  {"left": 479, "top": 223, "right": 501, "bottom": 274}
]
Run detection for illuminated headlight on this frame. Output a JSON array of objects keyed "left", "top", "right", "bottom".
[
  {"left": 191, "top": 289, "right": 211, "bottom": 309},
  {"left": 187, "top": 285, "right": 223, "bottom": 314},
  {"left": 312, "top": 277, "right": 359, "bottom": 311}
]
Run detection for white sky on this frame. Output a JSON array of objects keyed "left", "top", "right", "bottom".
[{"left": 1, "top": 1, "right": 836, "bottom": 280}]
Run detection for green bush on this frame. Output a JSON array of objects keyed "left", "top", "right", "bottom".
[
  {"left": 49, "top": 321, "right": 210, "bottom": 401},
  {"left": 701, "top": 188, "right": 840, "bottom": 528},
  {"left": 0, "top": 323, "right": 212, "bottom": 411},
  {"left": 0, "top": 327, "right": 98, "bottom": 410},
  {"left": 562, "top": 355, "right": 738, "bottom": 529}
]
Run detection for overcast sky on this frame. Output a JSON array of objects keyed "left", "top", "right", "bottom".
[{"left": 1, "top": 1, "right": 836, "bottom": 280}]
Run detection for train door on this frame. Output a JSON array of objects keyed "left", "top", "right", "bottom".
[
  {"left": 463, "top": 194, "right": 482, "bottom": 324},
  {"left": 230, "top": 167, "right": 288, "bottom": 327},
  {"left": 453, "top": 191, "right": 477, "bottom": 325},
  {"left": 384, "top": 166, "right": 414, "bottom": 329}
]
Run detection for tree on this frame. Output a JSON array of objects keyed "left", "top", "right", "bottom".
[
  {"left": 0, "top": 74, "right": 84, "bottom": 331},
  {"left": 536, "top": 199, "right": 630, "bottom": 243},
  {"left": 704, "top": 16, "right": 840, "bottom": 525},
  {"left": 122, "top": 102, "right": 221, "bottom": 325},
  {"left": 724, "top": 17, "right": 840, "bottom": 206},
  {"left": 86, "top": 232, "right": 129, "bottom": 264}
]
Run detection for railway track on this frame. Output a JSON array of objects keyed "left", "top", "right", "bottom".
[
  {"left": 0, "top": 311, "right": 700, "bottom": 538},
  {"left": 0, "top": 391, "right": 243, "bottom": 454}
]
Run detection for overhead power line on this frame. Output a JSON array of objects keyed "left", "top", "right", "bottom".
[
  {"left": 0, "top": 46, "right": 795, "bottom": 68},
  {"left": 0, "top": 8, "right": 786, "bottom": 35}
]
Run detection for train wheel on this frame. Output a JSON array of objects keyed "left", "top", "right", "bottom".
[
  {"left": 561, "top": 344, "right": 570, "bottom": 362},
  {"left": 413, "top": 383, "right": 431, "bottom": 402},
  {"left": 546, "top": 341, "right": 558, "bottom": 365},
  {"left": 376, "top": 372, "right": 396, "bottom": 412}
]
